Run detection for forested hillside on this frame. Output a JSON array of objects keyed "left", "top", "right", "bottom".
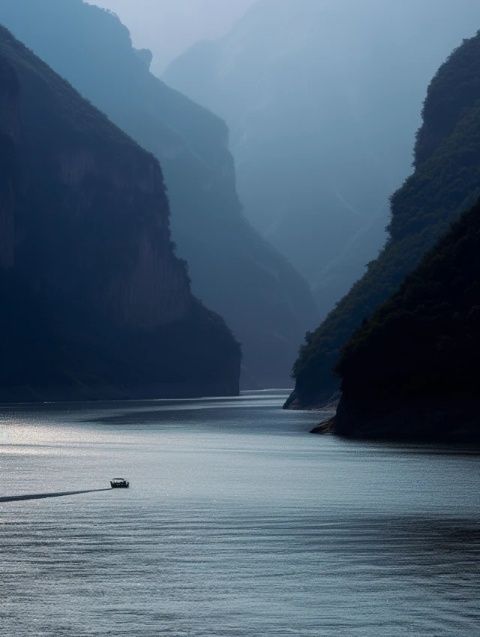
[
  {"left": 288, "top": 31, "right": 480, "bottom": 408},
  {"left": 333, "top": 198, "right": 480, "bottom": 440}
]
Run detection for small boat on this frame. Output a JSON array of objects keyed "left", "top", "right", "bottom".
[{"left": 110, "top": 478, "right": 130, "bottom": 489}]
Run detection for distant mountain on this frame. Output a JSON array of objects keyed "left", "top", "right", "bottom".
[
  {"left": 0, "top": 0, "right": 318, "bottom": 388},
  {"left": 0, "top": 25, "right": 240, "bottom": 401},
  {"left": 289, "top": 30, "right": 480, "bottom": 409},
  {"left": 165, "top": 0, "right": 480, "bottom": 315},
  {"left": 92, "top": 0, "right": 256, "bottom": 73},
  {"left": 333, "top": 196, "right": 480, "bottom": 441}
]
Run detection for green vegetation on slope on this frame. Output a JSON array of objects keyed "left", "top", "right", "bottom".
[
  {"left": 288, "top": 31, "right": 480, "bottom": 408},
  {"left": 334, "top": 198, "right": 480, "bottom": 440}
]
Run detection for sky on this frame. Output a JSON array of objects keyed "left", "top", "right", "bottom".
[{"left": 89, "top": 0, "right": 256, "bottom": 72}]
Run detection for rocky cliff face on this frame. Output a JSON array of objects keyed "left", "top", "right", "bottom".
[
  {"left": 288, "top": 31, "right": 480, "bottom": 409},
  {"left": 333, "top": 198, "right": 480, "bottom": 441},
  {"left": 0, "top": 56, "right": 18, "bottom": 269},
  {"left": 0, "top": 0, "right": 319, "bottom": 388},
  {"left": 0, "top": 25, "right": 240, "bottom": 401}
]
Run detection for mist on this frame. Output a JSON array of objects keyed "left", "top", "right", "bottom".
[
  {"left": 89, "top": 0, "right": 255, "bottom": 72},
  {"left": 165, "top": 0, "right": 480, "bottom": 314}
]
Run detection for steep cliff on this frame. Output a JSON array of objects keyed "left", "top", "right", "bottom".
[
  {"left": 165, "top": 0, "right": 480, "bottom": 315},
  {"left": 333, "top": 198, "right": 480, "bottom": 441},
  {"left": 288, "top": 31, "right": 480, "bottom": 408},
  {"left": 0, "top": 55, "right": 17, "bottom": 269},
  {"left": 0, "top": 0, "right": 319, "bottom": 388},
  {"left": 0, "top": 25, "right": 240, "bottom": 401}
]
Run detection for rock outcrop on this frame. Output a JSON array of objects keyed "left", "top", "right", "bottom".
[{"left": 0, "top": 25, "right": 240, "bottom": 401}]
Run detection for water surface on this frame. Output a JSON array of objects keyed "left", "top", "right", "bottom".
[{"left": 0, "top": 391, "right": 479, "bottom": 636}]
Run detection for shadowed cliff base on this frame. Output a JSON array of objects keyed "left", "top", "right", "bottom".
[
  {"left": 328, "top": 195, "right": 480, "bottom": 442},
  {"left": 327, "top": 399, "right": 480, "bottom": 443}
]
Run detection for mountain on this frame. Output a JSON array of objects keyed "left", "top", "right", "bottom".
[
  {"left": 332, "top": 197, "right": 480, "bottom": 441},
  {"left": 0, "top": 0, "right": 318, "bottom": 388},
  {"left": 91, "top": 0, "right": 256, "bottom": 73},
  {"left": 288, "top": 30, "right": 480, "bottom": 409},
  {"left": 0, "top": 24, "right": 240, "bottom": 401},
  {"left": 165, "top": 0, "right": 480, "bottom": 315}
]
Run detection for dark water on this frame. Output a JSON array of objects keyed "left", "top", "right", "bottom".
[{"left": 0, "top": 391, "right": 478, "bottom": 636}]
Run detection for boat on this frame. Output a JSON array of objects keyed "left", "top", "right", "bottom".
[{"left": 110, "top": 478, "right": 130, "bottom": 489}]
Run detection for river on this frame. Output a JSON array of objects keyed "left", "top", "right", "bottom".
[{"left": 0, "top": 391, "right": 479, "bottom": 636}]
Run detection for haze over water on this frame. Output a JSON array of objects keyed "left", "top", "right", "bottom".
[{"left": 0, "top": 391, "right": 479, "bottom": 635}]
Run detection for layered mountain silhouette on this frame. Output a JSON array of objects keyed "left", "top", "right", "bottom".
[
  {"left": 0, "top": 0, "right": 319, "bottom": 388},
  {"left": 0, "top": 24, "right": 240, "bottom": 401},
  {"left": 289, "top": 30, "right": 480, "bottom": 410},
  {"left": 165, "top": 0, "right": 480, "bottom": 316}
]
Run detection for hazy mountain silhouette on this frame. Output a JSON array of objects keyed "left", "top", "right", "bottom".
[
  {"left": 92, "top": 0, "right": 256, "bottom": 73},
  {"left": 165, "top": 0, "right": 480, "bottom": 315},
  {"left": 0, "top": 0, "right": 318, "bottom": 388}
]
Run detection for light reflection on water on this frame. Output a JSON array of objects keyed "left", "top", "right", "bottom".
[{"left": 0, "top": 391, "right": 479, "bottom": 636}]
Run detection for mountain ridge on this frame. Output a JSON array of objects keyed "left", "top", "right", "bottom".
[
  {"left": 0, "top": 0, "right": 319, "bottom": 388},
  {"left": 0, "top": 23, "right": 240, "bottom": 401}
]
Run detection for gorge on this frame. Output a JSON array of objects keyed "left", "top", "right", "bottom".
[
  {"left": 165, "top": 0, "right": 480, "bottom": 316},
  {"left": 0, "top": 0, "right": 319, "bottom": 388}
]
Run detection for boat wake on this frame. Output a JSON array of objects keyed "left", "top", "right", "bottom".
[{"left": 0, "top": 489, "right": 111, "bottom": 503}]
